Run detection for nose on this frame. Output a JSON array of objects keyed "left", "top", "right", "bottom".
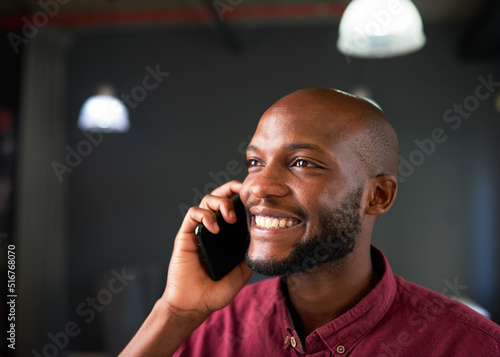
[{"left": 247, "top": 166, "right": 289, "bottom": 199}]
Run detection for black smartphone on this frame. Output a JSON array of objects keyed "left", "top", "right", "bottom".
[{"left": 195, "top": 196, "right": 250, "bottom": 281}]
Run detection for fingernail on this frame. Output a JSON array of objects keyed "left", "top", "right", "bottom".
[{"left": 229, "top": 210, "right": 236, "bottom": 221}]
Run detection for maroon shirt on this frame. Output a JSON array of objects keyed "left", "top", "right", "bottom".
[{"left": 175, "top": 246, "right": 500, "bottom": 356}]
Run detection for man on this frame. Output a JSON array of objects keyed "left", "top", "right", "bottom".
[{"left": 121, "top": 88, "right": 500, "bottom": 356}]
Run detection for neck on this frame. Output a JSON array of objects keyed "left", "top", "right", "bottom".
[{"left": 284, "top": 245, "right": 378, "bottom": 344}]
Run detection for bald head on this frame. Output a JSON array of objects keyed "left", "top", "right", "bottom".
[{"left": 263, "top": 88, "right": 399, "bottom": 179}]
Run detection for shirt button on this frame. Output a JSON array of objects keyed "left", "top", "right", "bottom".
[
  {"left": 290, "top": 336, "right": 297, "bottom": 348},
  {"left": 336, "top": 345, "right": 346, "bottom": 354},
  {"left": 284, "top": 335, "right": 290, "bottom": 346}
]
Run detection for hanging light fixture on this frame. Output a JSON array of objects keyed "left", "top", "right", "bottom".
[
  {"left": 78, "top": 84, "right": 130, "bottom": 133},
  {"left": 337, "top": 0, "right": 426, "bottom": 58}
]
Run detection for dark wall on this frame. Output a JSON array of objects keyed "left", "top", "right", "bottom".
[
  {"left": 66, "top": 23, "right": 500, "bottom": 352},
  {"left": 0, "top": 30, "right": 22, "bottom": 109}
]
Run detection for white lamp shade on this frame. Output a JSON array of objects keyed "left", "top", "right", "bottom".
[
  {"left": 78, "top": 95, "right": 130, "bottom": 133},
  {"left": 337, "top": 0, "right": 426, "bottom": 58}
]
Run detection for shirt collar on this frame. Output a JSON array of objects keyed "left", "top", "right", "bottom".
[{"left": 276, "top": 245, "right": 396, "bottom": 354}]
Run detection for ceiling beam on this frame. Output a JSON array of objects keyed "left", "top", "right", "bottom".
[{"left": 0, "top": 3, "right": 345, "bottom": 30}]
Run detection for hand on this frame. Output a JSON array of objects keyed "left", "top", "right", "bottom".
[
  {"left": 161, "top": 180, "right": 253, "bottom": 322},
  {"left": 120, "top": 180, "right": 253, "bottom": 356}
]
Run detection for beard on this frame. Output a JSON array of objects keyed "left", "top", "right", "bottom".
[{"left": 245, "top": 188, "right": 363, "bottom": 276}]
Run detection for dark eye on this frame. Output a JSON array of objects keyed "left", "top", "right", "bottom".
[
  {"left": 292, "top": 159, "right": 316, "bottom": 168},
  {"left": 246, "top": 159, "right": 263, "bottom": 168}
]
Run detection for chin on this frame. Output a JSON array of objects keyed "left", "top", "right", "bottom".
[
  {"left": 246, "top": 240, "right": 292, "bottom": 264},
  {"left": 245, "top": 232, "right": 357, "bottom": 277},
  {"left": 245, "top": 245, "right": 303, "bottom": 277}
]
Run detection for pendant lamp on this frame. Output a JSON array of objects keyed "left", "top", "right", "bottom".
[
  {"left": 78, "top": 84, "right": 130, "bottom": 133},
  {"left": 337, "top": 0, "right": 426, "bottom": 58}
]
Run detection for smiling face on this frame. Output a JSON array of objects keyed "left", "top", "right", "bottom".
[{"left": 239, "top": 89, "right": 391, "bottom": 276}]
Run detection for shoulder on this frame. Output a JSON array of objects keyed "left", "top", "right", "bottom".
[{"left": 391, "top": 275, "right": 500, "bottom": 348}]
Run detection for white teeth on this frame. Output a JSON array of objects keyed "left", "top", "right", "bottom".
[{"left": 254, "top": 215, "right": 299, "bottom": 229}]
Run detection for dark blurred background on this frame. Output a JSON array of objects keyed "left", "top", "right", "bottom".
[{"left": 1, "top": 0, "right": 499, "bottom": 355}]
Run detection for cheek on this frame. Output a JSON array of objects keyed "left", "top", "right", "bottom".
[
  {"left": 296, "top": 186, "right": 341, "bottom": 227},
  {"left": 295, "top": 183, "right": 335, "bottom": 209}
]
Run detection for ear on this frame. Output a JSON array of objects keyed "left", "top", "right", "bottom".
[{"left": 365, "top": 175, "right": 398, "bottom": 216}]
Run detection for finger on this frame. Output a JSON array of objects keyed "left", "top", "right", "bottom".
[
  {"left": 179, "top": 206, "right": 219, "bottom": 235},
  {"left": 210, "top": 180, "right": 242, "bottom": 197},
  {"left": 199, "top": 180, "right": 241, "bottom": 205},
  {"left": 199, "top": 195, "right": 238, "bottom": 224},
  {"left": 199, "top": 181, "right": 242, "bottom": 222}
]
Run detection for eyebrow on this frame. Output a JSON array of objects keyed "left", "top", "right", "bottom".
[
  {"left": 286, "top": 143, "right": 324, "bottom": 151},
  {"left": 246, "top": 143, "right": 325, "bottom": 153}
]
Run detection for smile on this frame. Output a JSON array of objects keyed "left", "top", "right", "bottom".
[{"left": 254, "top": 215, "right": 300, "bottom": 229}]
